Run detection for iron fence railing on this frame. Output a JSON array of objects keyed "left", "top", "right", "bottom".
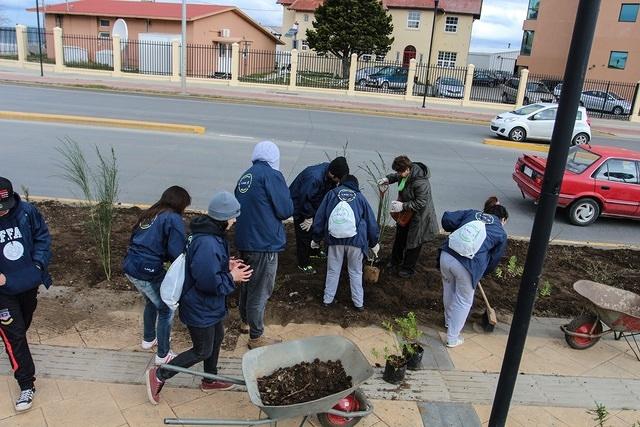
[
  {"left": 414, "top": 64, "right": 467, "bottom": 98},
  {"left": 239, "top": 49, "right": 290, "bottom": 86},
  {"left": 122, "top": 39, "right": 173, "bottom": 75},
  {"left": 25, "top": 28, "right": 54, "bottom": 63},
  {"left": 355, "top": 59, "right": 406, "bottom": 95},
  {"left": 469, "top": 67, "right": 517, "bottom": 104},
  {"left": 296, "top": 52, "right": 348, "bottom": 90},
  {"left": 0, "top": 27, "right": 17, "bottom": 59},
  {"left": 186, "top": 43, "right": 230, "bottom": 79},
  {"left": 62, "top": 34, "right": 113, "bottom": 70}
]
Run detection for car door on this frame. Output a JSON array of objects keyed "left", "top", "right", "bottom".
[
  {"left": 593, "top": 158, "right": 640, "bottom": 216},
  {"left": 528, "top": 107, "right": 556, "bottom": 140}
]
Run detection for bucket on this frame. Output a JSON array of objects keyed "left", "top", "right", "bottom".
[
  {"left": 403, "top": 344, "right": 424, "bottom": 371},
  {"left": 382, "top": 356, "right": 407, "bottom": 384},
  {"left": 363, "top": 265, "right": 380, "bottom": 284}
]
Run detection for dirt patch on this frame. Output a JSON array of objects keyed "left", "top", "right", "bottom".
[{"left": 257, "top": 359, "right": 352, "bottom": 406}]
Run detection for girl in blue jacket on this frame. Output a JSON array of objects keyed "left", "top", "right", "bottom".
[
  {"left": 123, "top": 186, "right": 191, "bottom": 365},
  {"left": 145, "top": 191, "right": 252, "bottom": 405}
]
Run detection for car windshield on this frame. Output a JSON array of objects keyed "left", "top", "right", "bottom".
[
  {"left": 527, "top": 82, "right": 550, "bottom": 93},
  {"left": 441, "top": 78, "right": 462, "bottom": 86},
  {"left": 565, "top": 146, "right": 600, "bottom": 174},
  {"left": 512, "top": 104, "right": 545, "bottom": 115},
  {"left": 374, "top": 67, "right": 394, "bottom": 76},
  {"left": 608, "top": 92, "right": 624, "bottom": 100}
]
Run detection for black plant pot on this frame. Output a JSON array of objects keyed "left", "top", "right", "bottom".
[
  {"left": 403, "top": 344, "right": 424, "bottom": 371},
  {"left": 382, "top": 356, "right": 407, "bottom": 384}
]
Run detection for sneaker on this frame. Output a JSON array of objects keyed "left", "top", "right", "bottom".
[
  {"left": 15, "top": 387, "right": 35, "bottom": 412},
  {"left": 398, "top": 268, "right": 415, "bottom": 278},
  {"left": 446, "top": 337, "right": 464, "bottom": 348},
  {"left": 141, "top": 338, "right": 157, "bottom": 350},
  {"left": 353, "top": 305, "right": 364, "bottom": 312},
  {"left": 155, "top": 350, "right": 177, "bottom": 365},
  {"left": 201, "top": 379, "right": 235, "bottom": 391},
  {"left": 145, "top": 367, "right": 164, "bottom": 405},
  {"left": 322, "top": 299, "right": 337, "bottom": 308},
  {"left": 248, "top": 335, "right": 281, "bottom": 349},
  {"left": 239, "top": 322, "right": 249, "bottom": 334},
  {"left": 297, "top": 265, "right": 316, "bottom": 275},
  {"left": 310, "top": 250, "right": 327, "bottom": 259}
]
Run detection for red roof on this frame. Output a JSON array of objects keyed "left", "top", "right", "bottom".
[
  {"left": 282, "top": 0, "right": 482, "bottom": 17},
  {"left": 288, "top": 0, "right": 323, "bottom": 12}
]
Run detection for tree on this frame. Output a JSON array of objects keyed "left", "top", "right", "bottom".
[
  {"left": 0, "top": 6, "right": 9, "bottom": 26},
  {"left": 306, "top": 0, "right": 394, "bottom": 78}
]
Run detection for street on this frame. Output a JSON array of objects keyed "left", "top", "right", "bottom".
[{"left": 1, "top": 83, "right": 638, "bottom": 245}]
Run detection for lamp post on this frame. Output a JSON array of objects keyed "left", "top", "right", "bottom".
[
  {"left": 180, "top": 0, "right": 186, "bottom": 94},
  {"left": 421, "top": 0, "right": 439, "bottom": 108},
  {"left": 35, "top": 0, "right": 44, "bottom": 77}
]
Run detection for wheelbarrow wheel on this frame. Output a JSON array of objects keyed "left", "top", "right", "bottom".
[
  {"left": 564, "top": 314, "right": 602, "bottom": 350},
  {"left": 317, "top": 394, "right": 363, "bottom": 427}
]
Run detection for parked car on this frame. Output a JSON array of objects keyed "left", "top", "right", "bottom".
[
  {"left": 513, "top": 145, "right": 640, "bottom": 226},
  {"left": 355, "top": 66, "right": 386, "bottom": 86},
  {"left": 493, "top": 70, "right": 513, "bottom": 83},
  {"left": 580, "top": 90, "right": 632, "bottom": 116},
  {"left": 501, "top": 78, "right": 556, "bottom": 104},
  {"left": 473, "top": 72, "right": 499, "bottom": 87},
  {"left": 490, "top": 103, "right": 591, "bottom": 144},
  {"left": 433, "top": 77, "right": 464, "bottom": 98},
  {"left": 366, "top": 67, "right": 408, "bottom": 90}
]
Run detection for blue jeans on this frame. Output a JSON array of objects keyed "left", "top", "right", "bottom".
[
  {"left": 239, "top": 251, "right": 277, "bottom": 339},
  {"left": 126, "top": 274, "right": 174, "bottom": 358}
]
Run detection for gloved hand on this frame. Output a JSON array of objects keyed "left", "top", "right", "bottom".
[
  {"left": 390, "top": 200, "right": 404, "bottom": 213},
  {"left": 310, "top": 240, "right": 320, "bottom": 249},
  {"left": 377, "top": 177, "right": 389, "bottom": 190},
  {"left": 300, "top": 218, "right": 313, "bottom": 232},
  {"left": 371, "top": 243, "right": 380, "bottom": 257}
]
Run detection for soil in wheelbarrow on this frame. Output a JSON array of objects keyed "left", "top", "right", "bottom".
[{"left": 257, "top": 359, "right": 352, "bottom": 406}]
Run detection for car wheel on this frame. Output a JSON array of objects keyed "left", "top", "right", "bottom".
[
  {"left": 568, "top": 198, "right": 600, "bottom": 226},
  {"left": 508, "top": 127, "right": 526, "bottom": 142},
  {"left": 501, "top": 93, "right": 509, "bottom": 103},
  {"left": 612, "top": 106, "right": 623, "bottom": 115},
  {"left": 358, "top": 78, "right": 367, "bottom": 86},
  {"left": 572, "top": 132, "right": 590, "bottom": 145},
  {"left": 381, "top": 81, "right": 389, "bottom": 90}
]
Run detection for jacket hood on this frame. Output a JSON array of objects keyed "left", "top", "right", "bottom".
[
  {"left": 340, "top": 176, "right": 360, "bottom": 192},
  {"left": 251, "top": 140, "right": 280, "bottom": 171},
  {"left": 411, "top": 162, "right": 430, "bottom": 179},
  {"left": 190, "top": 215, "right": 226, "bottom": 237}
]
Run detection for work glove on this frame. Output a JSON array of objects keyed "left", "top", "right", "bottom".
[
  {"left": 300, "top": 218, "right": 313, "bottom": 232},
  {"left": 310, "top": 240, "right": 320, "bottom": 249},
  {"left": 377, "top": 177, "right": 389, "bottom": 191},
  {"left": 390, "top": 201, "right": 404, "bottom": 213},
  {"left": 371, "top": 243, "right": 380, "bottom": 257}
]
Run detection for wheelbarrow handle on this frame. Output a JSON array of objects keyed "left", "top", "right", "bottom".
[
  {"left": 325, "top": 389, "right": 374, "bottom": 418},
  {"left": 160, "top": 364, "right": 246, "bottom": 386}
]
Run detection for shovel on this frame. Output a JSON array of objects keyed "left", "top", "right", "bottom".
[{"left": 477, "top": 282, "right": 497, "bottom": 332}]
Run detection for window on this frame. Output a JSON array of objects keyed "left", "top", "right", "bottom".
[
  {"left": 520, "top": 30, "right": 534, "bottom": 56},
  {"left": 565, "top": 146, "right": 600, "bottom": 174},
  {"left": 98, "top": 32, "right": 110, "bottom": 39},
  {"left": 292, "top": 40, "right": 298, "bottom": 49},
  {"left": 527, "top": 0, "right": 540, "bottom": 19},
  {"left": 534, "top": 108, "right": 557, "bottom": 120},
  {"left": 301, "top": 40, "right": 309, "bottom": 51},
  {"left": 445, "top": 16, "right": 458, "bottom": 32},
  {"left": 407, "top": 11, "right": 420, "bottom": 29},
  {"left": 55, "top": 15, "right": 63, "bottom": 28},
  {"left": 595, "top": 159, "right": 639, "bottom": 184},
  {"left": 99, "top": 19, "right": 110, "bottom": 27},
  {"left": 437, "top": 51, "right": 457, "bottom": 68},
  {"left": 608, "top": 51, "right": 628, "bottom": 70},
  {"left": 303, "top": 14, "right": 309, "bottom": 22},
  {"left": 619, "top": 4, "right": 640, "bottom": 22}
]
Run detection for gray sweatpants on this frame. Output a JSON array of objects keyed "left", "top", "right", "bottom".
[
  {"left": 324, "top": 245, "right": 364, "bottom": 308},
  {"left": 239, "top": 251, "right": 278, "bottom": 339},
  {"left": 440, "top": 251, "right": 475, "bottom": 343}
]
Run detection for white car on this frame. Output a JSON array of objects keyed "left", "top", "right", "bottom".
[{"left": 490, "top": 103, "right": 591, "bottom": 145}]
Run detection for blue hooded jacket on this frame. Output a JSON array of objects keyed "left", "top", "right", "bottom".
[
  {"left": 123, "top": 211, "right": 186, "bottom": 282},
  {"left": 289, "top": 163, "right": 333, "bottom": 221},
  {"left": 0, "top": 194, "right": 52, "bottom": 296},
  {"left": 311, "top": 177, "right": 380, "bottom": 255},
  {"left": 234, "top": 161, "right": 294, "bottom": 252},
  {"left": 439, "top": 209, "right": 508, "bottom": 288},
  {"left": 179, "top": 216, "right": 236, "bottom": 328}
]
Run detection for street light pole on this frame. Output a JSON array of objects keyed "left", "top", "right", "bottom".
[
  {"left": 421, "top": 0, "right": 438, "bottom": 108},
  {"left": 180, "top": 0, "right": 186, "bottom": 94},
  {"left": 35, "top": 0, "right": 44, "bottom": 77}
]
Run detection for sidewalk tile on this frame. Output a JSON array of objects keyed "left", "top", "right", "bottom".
[
  {"left": 343, "top": 326, "right": 389, "bottom": 341},
  {"left": 41, "top": 391, "right": 126, "bottom": 427},
  {"left": 526, "top": 345, "right": 585, "bottom": 376},
  {"left": 122, "top": 400, "right": 175, "bottom": 427},
  {"left": 40, "top": 329, "right": 86, "bottom": 347},
  {"left": 108, "top": 383, "right": 150, "bottom": 410},
  {"left": 0, "top": 378, "right": 14, "bottom": 420},
  {"left": 7, "top": 378, "right": 62, "bottom": 411},
  {"left": 171, "top": 391, "right": 260, "bottom": 421},
  {"left": 79, "top": 326, "right": 140, "bottom": 350},
  {"left": 508, "top": 407, "right": 565, "bottom": 426},
  {"left": 278, "top": 323, "right": 344, "bottom": 341},
  {"left": 546, "top": 407, "right": 628, "bottom": 427},
  {"left": 371, "top": 399, "right": 423, "bottom": 427},
  {"left": 580, "top": 360, "right": 637, "bottom": 379},
  {"left": 160, "top": 386, "right": 207, "bottom": 407},
  {"left": 0, "top": 407, "right": 47, "bottom": 427},
  {"left": 57, "top": 379, "right": 112, "bottom": 402},
  {"left": 613, "top": 409, "right": 640, "bottom": 424},
  {"left": 608, "top": 352, "right": 640, "bottom": 378},
  {"left": 473, "top": 404, "right": 491, "bottom": 424}
]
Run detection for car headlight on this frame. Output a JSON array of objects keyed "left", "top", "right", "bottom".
[{"left": 504, "top": 118, "right": 517, "bottom": 122}]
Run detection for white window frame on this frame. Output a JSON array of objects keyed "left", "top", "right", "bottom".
[
  {"left": 301, "top": 40, "right": 309, "bottom": 51},
  {"left": 437, "top": 51, "right": 457, "bottom": 68},
  {"left": 445, "top": 16, "right": 458, "bottom": 33},
  {"left": 407, "top": 11, "right": 421, "bottom": 29}
]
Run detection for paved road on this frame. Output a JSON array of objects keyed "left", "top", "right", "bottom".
[{"left": 1, "top": 83, "right": 638, "bottom": 245}]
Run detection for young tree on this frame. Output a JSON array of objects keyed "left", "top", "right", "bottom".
[{"left": 306, "top": 0, "right": 394, "bottom": 78}]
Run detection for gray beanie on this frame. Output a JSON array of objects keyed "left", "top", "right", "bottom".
[{"left": 207, "top": 191, "right": 241, "bottom": 221}]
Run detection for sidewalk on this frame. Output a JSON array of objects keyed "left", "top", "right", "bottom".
[{"left": 1, "top": 63, "right": 639, "bottom": 139}]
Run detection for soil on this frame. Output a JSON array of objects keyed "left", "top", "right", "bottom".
[
  {"left": 34, "top": 200, "right": 640, "bottom": 335},
  {"left": 257, "top": 359, "right": 352, "bottom": 406}
]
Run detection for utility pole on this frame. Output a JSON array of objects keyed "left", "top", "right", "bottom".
[
  {"left": 35, "top": 0, "right": 44, "bottom": 77},
  {"left": 488, "top": 1, "right": 601, "bottom": 425},
  {"left": 421, "top": 0, "right": 439, "bottom": 108},
  {"left": 181, "top": 0, "right": 187, "bottom": 94}
]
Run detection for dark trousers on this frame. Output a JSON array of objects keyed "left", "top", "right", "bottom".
[
  {"left": 391, "top": 225, "right": 423, "bottom": 272},
  {"left": 157, "top": 321, "right": 224, "bottom": 382},
  {"left": 293, "top": 218, "right": 319, "bottom": 267},
  {"left": 0, "top": 288, "right": 38, "bottom": 390},
  {"left": 239, "top": 251, "right": 277, "bottom": 339}
]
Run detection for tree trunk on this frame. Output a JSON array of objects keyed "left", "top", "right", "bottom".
[{"left": 341, "top": 56, "right": 351, "bottom": 80}]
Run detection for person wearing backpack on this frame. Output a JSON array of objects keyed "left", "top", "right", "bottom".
[
  {"left": 377, "top": 155, "right": 438, "bottom": 278},
  {"left": 289, "top": 157, "right": 350, "bottom": 275},
  {"left": 123, "top": 186, "right": 191, "bottom": 365},
  {"left": 311, "top": 175, "right": 380, "bottom": 311},
  {"left": 439, "top": 202, "right": 509, "bottom": 348},
  {"left": 146, "top": 191, "right": 252, "bottom": 404}
]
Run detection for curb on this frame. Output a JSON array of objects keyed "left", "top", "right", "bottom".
[
  {"left": 0, "top": 110, "right": 206, "bottom": 134},
  {"left": 483, "top": 138, "right": 549, "bottom": 153},
  {"left": 509, "top": 234, "right": 640, "bottom": 250}
]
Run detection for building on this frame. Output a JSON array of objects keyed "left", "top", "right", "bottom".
[
  {"left": 516, "top": 0, "right": 639, "bottom": 82},
  {"left": 467, "top": 49, "right": 518, "bottom": 72},
  {"left": 277, "top": 0, "right": 483, "bottom": 69}
]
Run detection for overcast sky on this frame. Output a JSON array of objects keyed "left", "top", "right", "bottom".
[{"left": 2, "top": 0, "right": 528, "bottom": 52}]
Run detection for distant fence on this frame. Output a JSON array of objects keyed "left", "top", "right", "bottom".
[
  {"left": 297, "top": 52, "right": 347, "bottom": 90},
  {"left": 121, "top": 39, "right": 172, "bottom": 76},
  {"left": 62, "top": 34, "right": 113, "bottom": 71},
  {"left": 25, "top": 28, "right": 54, "bottom": 64},
  {"left": 469, "top": 67, "right": 517, "bottom": 104},
  {"left": 239, "top": 49, "right": 291, "bottom": 85},
  {"left": 355, "top": 58, "right": 406, "bottom": 96},
  {"left": 414, "top": 64, "right": 468, "bottom": 98},
  {"left": 0, "top": 27, "right": 17, "bottom": 59}
]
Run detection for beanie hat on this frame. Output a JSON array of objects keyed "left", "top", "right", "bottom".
[
  {"left": 341, "top": 174, "right": 359, "bottom": 188},
  {"left": 207, "top": 191, "right": 241, "bottom": 221},
  {"left": 328, "top": 157, "right": 349, "bottom": 180},
  {"left": 0, "top": 177, "right": 16, "bottom": 211},
  {"left": 251, "top": 140, "right": 280, "bottom": 171}
]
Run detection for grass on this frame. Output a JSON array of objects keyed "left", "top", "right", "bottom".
[{"left": 65, "top": 61, "right": 113, "bottom": 71}]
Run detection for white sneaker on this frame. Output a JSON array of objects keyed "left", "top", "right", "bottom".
[
  {"left": 155, "top": 351, "right": 177, "bottom": 365},
  {"left": 15, "top": 388, "right": 35, "bottom": 412},
  {"left": 446, "top": 337, "right": 464, "bottom": 348},
  {"left": 141, "top": 338, "right": 157, "bottom": 350}
]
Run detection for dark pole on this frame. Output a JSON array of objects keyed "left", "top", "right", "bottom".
[
  {"left": 421, "top": 0, "right": 438, "bottom": 108},
  {"left": 488, "top": 1, "right": 601, "bottom": 425},
  {"left": 35, "top": 0, "right": 44, "bottom": 76}
]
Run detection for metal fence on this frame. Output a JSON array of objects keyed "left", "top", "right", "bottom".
[
  {"left": 62, "top": 34, "right": 113, "bottom": 70},
  {"left": 25, "top": 28, "right": 54, "bottom": 63},
  {"left": 296, "top": 52, "right": 348, "bottom": 90},
  {"left": 121, "top": 39, "right": 173, "bottom": 75},
  {"left": 354, "top": 58, "right": 406, "bottom": 95},
  {"left": 239, "top": 49, "right": 290, "bottom": 86},
  {"left": 0, "top": 27, "right": 17, "bottom": 59},
  {"left": 414, "top": 64, "right": 468, "bottom": 98},
  {"left": 469, "top": 67, "right": 517, "bottom": 104},
  {"left": 187, "top": 43, "right": 230, "bottom": 79}
]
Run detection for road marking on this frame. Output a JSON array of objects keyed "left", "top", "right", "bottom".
[
  {"left": 218, "top": 134, "right": 255, "bottom": 140},
  {"left": 483, "top": 138, "right": 549, "bottom": 153},
  {"left": 0, "top": 111, "right": 205, "bottom": 135}
]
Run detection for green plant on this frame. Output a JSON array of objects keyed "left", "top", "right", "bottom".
[
  {"left": 539, "top": 280, "right": 552, "bottom": 298},
  {"left": 587, "top": 401, "right": 609, "bottom": 427},
  {"left": 495, "top": 266, "right": 503, "bottom": 279},
  {"left": 581, "top": 258, "right": 616, "bottom": 284},
  {"left": 56, "top": 138, "right": 119, "bottom": 281},
  {"left": 20, "top": 185, "right": 30, "bottom": 203},
  {"left": 359, "top": 152, "right": 392, "bottom": 242},
  {"left": 506, "top": 255, "right": 524, "bottom": 277}
]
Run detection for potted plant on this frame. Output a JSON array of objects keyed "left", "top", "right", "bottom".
[
  {"left": 395, "top": 312, "right": 424, "bottom": 371},
  {"left": 371, "top": 341, "right": 407, "bottom": 385}
]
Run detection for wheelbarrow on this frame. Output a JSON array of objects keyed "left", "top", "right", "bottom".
[
  {"left": 561, "top": 280, "right": 640, "bottom": 360},
  {"left": 162, "top": 335, "right": 375, "bottom": 426}
]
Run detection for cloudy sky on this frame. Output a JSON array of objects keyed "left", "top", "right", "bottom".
[{"left": 2, "top": 0, "right": 528, "bottom": 52}]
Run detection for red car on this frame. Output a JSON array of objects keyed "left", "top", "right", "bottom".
[{"left": 513, "top": 145, "right": 640, "bottom": 226}]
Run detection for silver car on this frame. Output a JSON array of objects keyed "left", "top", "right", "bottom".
[
  {"left": 433, "top": 77, "right": 464, "bottom": 98},
  {"left": 580, "top": 90, "right": 632, "bottom": 115},
  {"left": 355, "top": 66, "right": 385, "bottom": 86},
  {"left": 502, "top": 78, "right": 555, "bottom": 104}
]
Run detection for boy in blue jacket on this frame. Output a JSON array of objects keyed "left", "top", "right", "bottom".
[
  {"left": 289, "top": 157, "right": 349, "bottom": 274},
  {"left": 0, "top": 177, "right": 52, "bottom": 412},
  {"left": 146, "top": 191, "right": 252, "bottom": 404},
  {"left": 312, "top": 175, "right": 380, "bottom": 311}
]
